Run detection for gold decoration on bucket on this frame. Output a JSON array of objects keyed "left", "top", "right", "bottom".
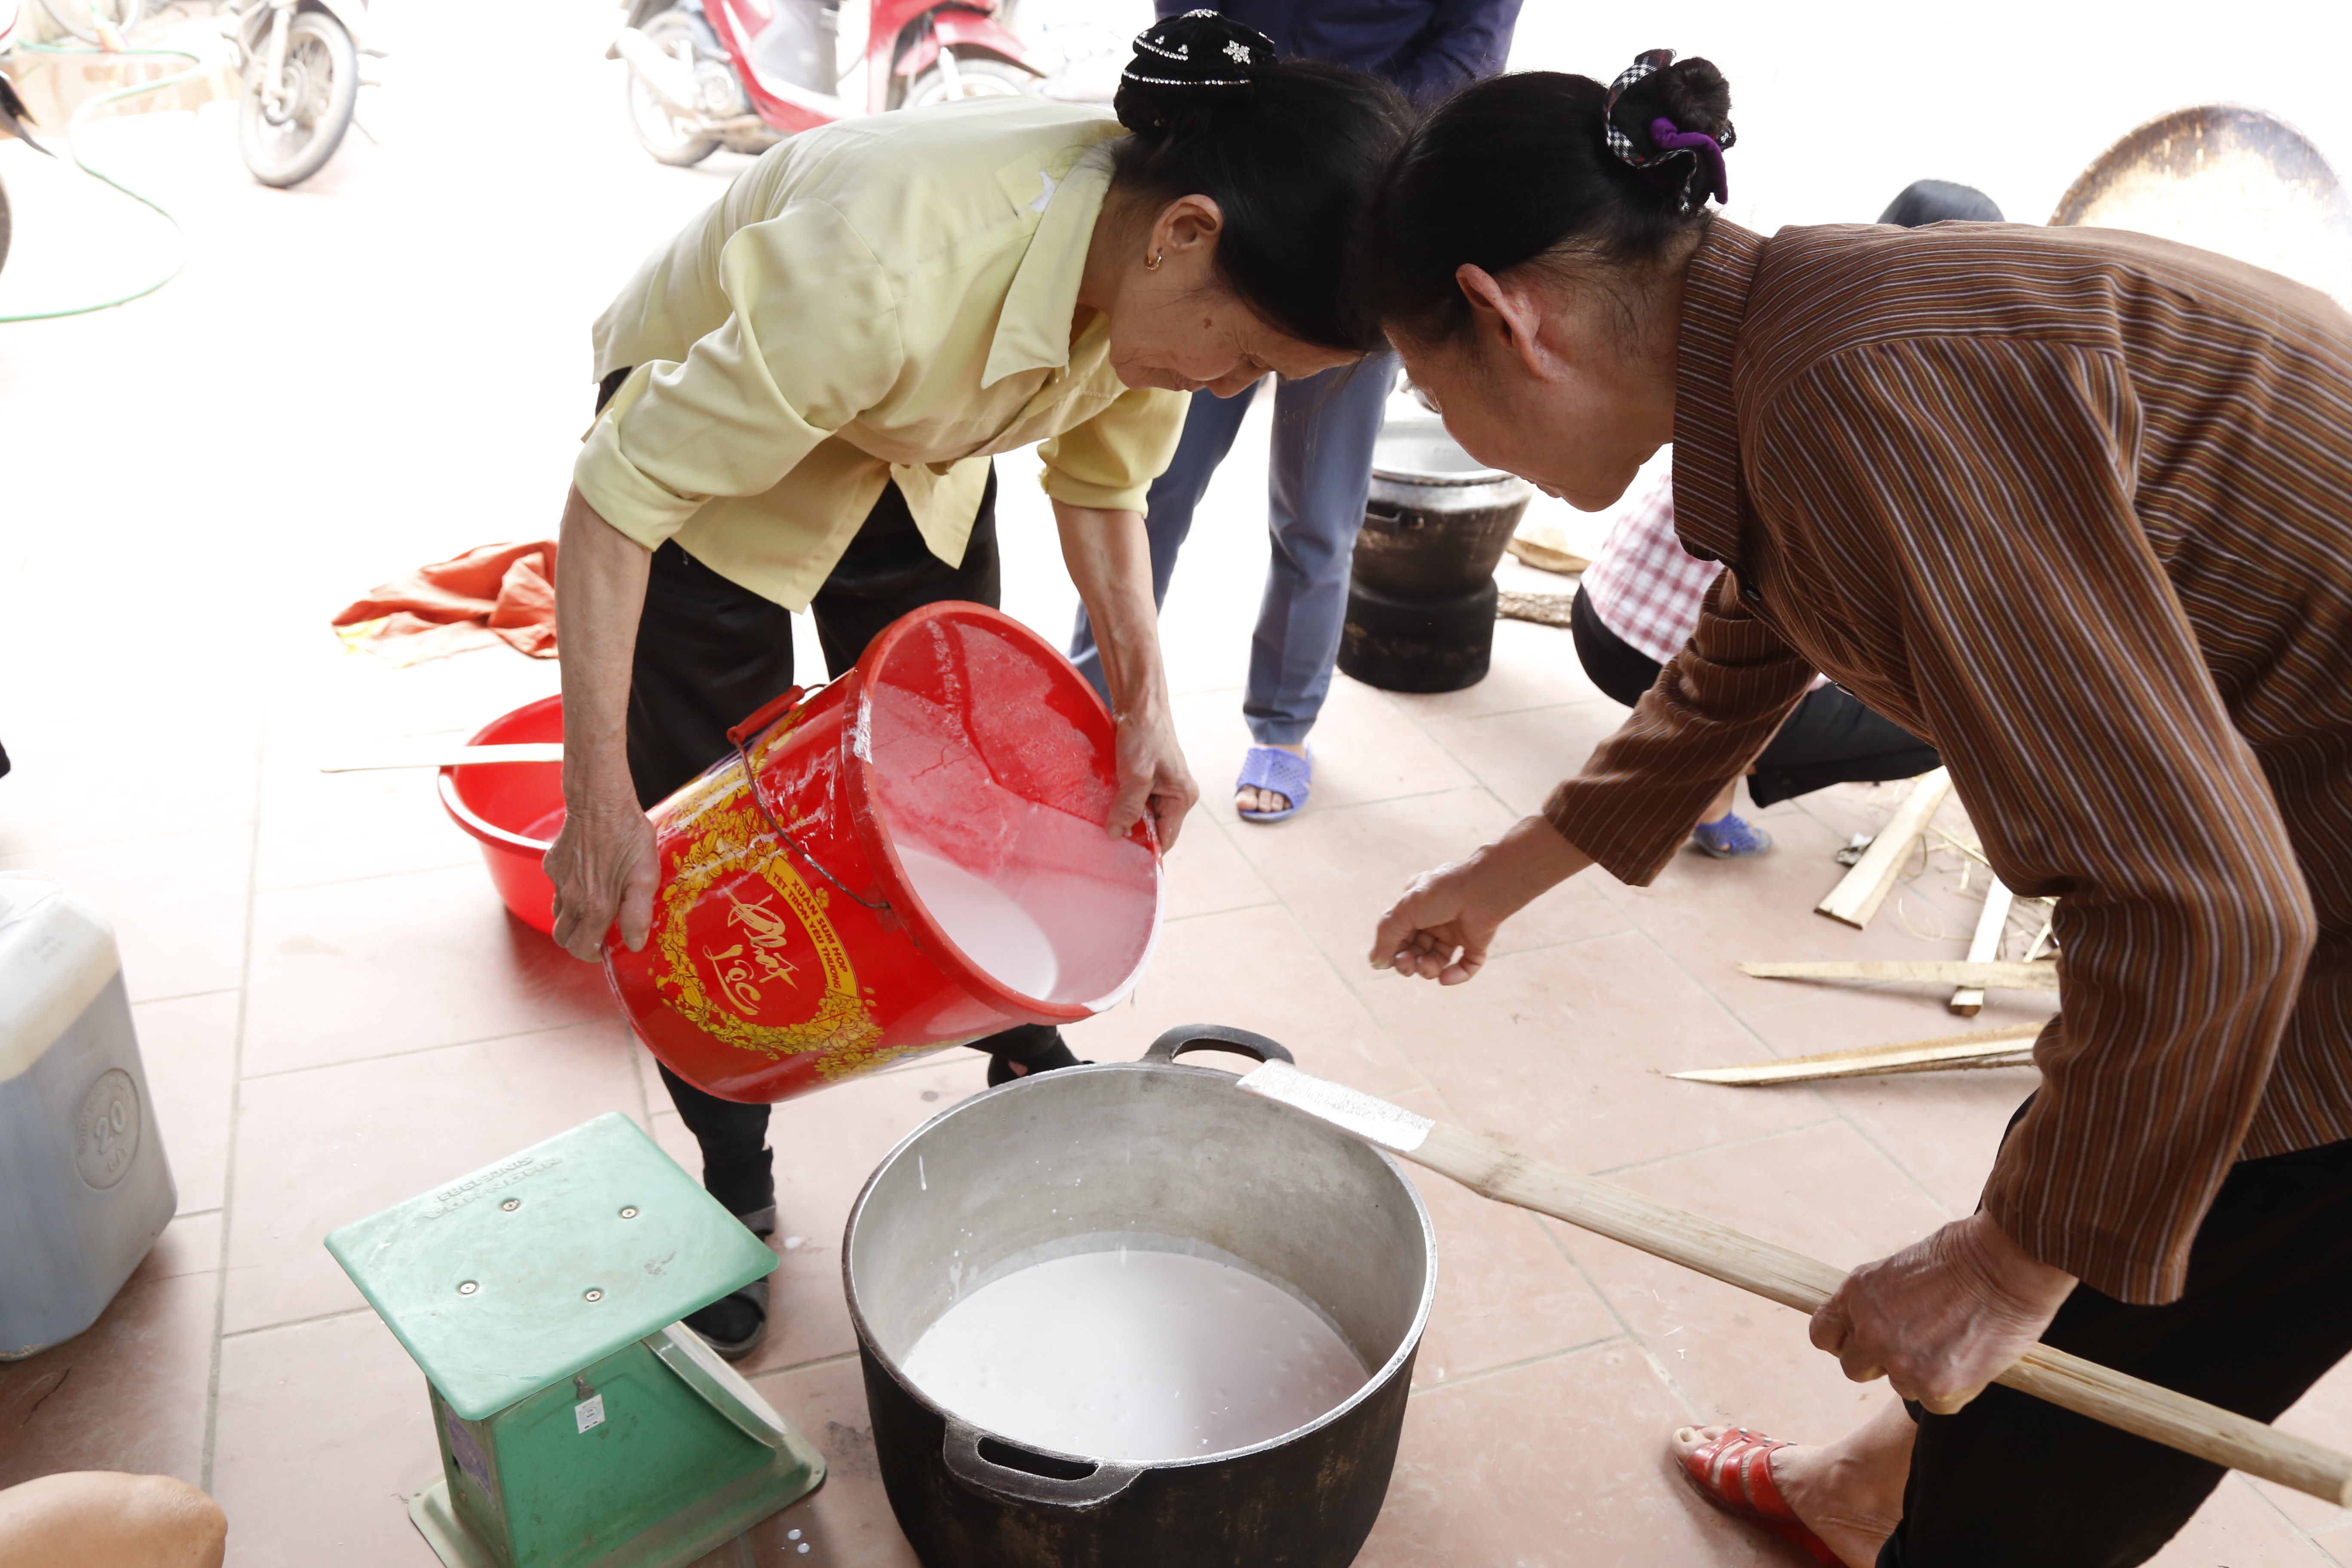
[{"left": 651, "top": 782, "right": 882, "bottom": 1067}]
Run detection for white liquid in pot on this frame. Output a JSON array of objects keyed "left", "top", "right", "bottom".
[
  {"left": 893, "top": 842, "right": 1060, "bottom": 1000},
  {"left": 900, "top": 1249, "right": 1367, "bottom": 1463}
]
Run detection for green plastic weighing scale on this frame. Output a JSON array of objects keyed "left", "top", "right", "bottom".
[{"left": 326, "top": 1113, "right": 824, "bottom": 1568}]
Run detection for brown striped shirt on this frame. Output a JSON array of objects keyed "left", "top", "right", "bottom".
[{"left": 1546, "top": 217, "right": 2352, "bottom": 1305}]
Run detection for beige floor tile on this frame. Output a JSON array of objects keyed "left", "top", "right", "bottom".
[
  {"left": 729, "top": 1358, "right": 922, "bottom": 1568},
  {"left": 135, "top": 989, "right": 240, "bottom": 1215},
  {"left": 2150, "top": 1472, "right": 2337, "bottom": 1566},
  {"left": 1400, "top": 1138, "right": 1620, "bottom": 1389},
  {"left": 1416, "top": 700, "right": 1630, "bottom": 819},
  {"left": 1173, "top": 674, "right": 1476, "bottom": 821},
  {"left": 1230, "top": 787, "right": 1629, "bottom": 974},
  {"left": 1360, "top": 932, "right": 1825, "bottom": 1175},
  {"left": 240, "top": 864, "right": 612, "bottom": 1076},
  {"left": 2318, "top": 1518, "right": 2352, "bottom": 1565},
  {"left": 252, "top": 742, "right": 481, "bottom": 894},
  {"left": 1601, "top": 805, "right": 1993, "bottom": 1017},
  {"left": 2254, "top": 1357, "right": 2352, "bottom": 1533},
  {"left": 0, "top": 827, "right": 253, "bottom": 1004},
  {"left": 0, "top": 714, "right": 257, "bottom": 858},
  {"left": 263, "top": 637, "right": 564, "bottom": 757},
  {"left": 650, "top": 1057, "right": 992, "bottom": 1378},
  {"left": 1152, "top": 808, "right": 1276, "bottom": 922},
  {"left": 223, "top": 1021, "right": 646, "bottom": 1335},
  {"left": 211, "top": 1310, "right": 444, "bottom": 1568},
  {"left": 1378, "top": 615, "right": 1605, "bottom": 722},
  {"left": 1542, "top": 1122, "right": 1954, "bottom": 1441},
  {"left": 1360, "top": 1341, "right": 1788, "bottom": 1567},
  {"left": 0, "top": 1212, "right": 220, "bottom": 1488},
  {"left": 1063, "top": 902, "right": 1424, "bottom": 1098}
]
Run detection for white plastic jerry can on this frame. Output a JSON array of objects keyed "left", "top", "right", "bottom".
[{"left": 0, "top": 872, "right": 176, "bottom": 1359}]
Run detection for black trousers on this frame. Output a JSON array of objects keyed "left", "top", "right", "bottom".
[
  {"left": 1880, "top": 1105, "right": 2352, "bottom": 1567},
  {"left": 599, "top": 370, "right": 1062, "bottom": 1213},
  {"left": 1568, "top": 585, "right": 1942, "bottom": 807}
]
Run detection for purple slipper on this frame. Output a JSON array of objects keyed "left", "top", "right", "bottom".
[
  {"left": 1691, "top": 812, "right": 1774, "bottom": 858},
  {"left": 1237, "top": 746, "right": 1311, "bottom": 824}
]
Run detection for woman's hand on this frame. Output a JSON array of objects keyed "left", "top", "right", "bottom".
[
  {"left": 547, "top": 796, "right": 660, "bottom": 961},
  {"left": 1369, "top": 815, "right": 1593, "bottom": 984},
  {"left": 1809, "top": 1211, "right": 2077, "bottom": 1414},
  {"left": 1110, "top": 699, "right": 1199, "bottom": 850}
]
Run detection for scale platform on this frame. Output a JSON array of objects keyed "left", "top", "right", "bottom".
[{"left": 327, "top": 1113, "right": 823, "bottom": 1568}]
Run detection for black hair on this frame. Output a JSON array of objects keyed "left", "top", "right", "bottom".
[
  {"left": 1363, "top": 62, "right": 1734, "bottom": 346},
  {"left": 1878, "top": 180, "right": 2004, "bottom": 226},
  {"left": 1111, "top": 12, "right": 1414, "bottom": 355}
]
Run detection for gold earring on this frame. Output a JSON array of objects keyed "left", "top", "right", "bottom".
[{"left": 1145, "top": 251, "right": 1164, "bottom": 271}]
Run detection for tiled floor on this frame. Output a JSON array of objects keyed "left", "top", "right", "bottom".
[{"left": 4, "top": 4, "right": 2349, "bottom": 1566}]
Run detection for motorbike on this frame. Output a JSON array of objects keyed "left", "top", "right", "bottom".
[
  {"left": 218, "top": 0, "right": 375, "bottom": 187},
  {"left": 611, "top": 0, "right": 1038, "bottom": 168}
]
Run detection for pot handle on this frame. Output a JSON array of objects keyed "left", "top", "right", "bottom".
[
  {"left": 1142, "top": 1024, "right": 1295, "bottom": 1067},
  {"left": 940, "top": 1418, "right": 1144, "bottom": 1509}
]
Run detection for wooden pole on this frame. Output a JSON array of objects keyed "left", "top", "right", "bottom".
[
  {"left": 1950, "top": 877, "right": 2015, "bottom": 1015},
  {"left": 1816, "top": 769, "right": 1952, "bottom": 929}
]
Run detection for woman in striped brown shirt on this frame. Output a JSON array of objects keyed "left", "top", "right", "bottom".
[{"left": 1360, "top": 52, "right": 2352, "bottom": 1568}]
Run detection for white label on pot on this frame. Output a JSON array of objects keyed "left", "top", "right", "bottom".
[{"left": 575, "top": 1395, "right": 606, "bottom": 1434}]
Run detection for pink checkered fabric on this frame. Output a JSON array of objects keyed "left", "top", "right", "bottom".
[{"left": 1579, "top": 473, "right": 1721, "bottom": 664}]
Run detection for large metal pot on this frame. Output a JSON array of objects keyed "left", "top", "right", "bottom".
[
  {"left": 1350, "top": 414, "right": 1536, "bottom": 598},
  {"left": 844, "top": 1026, "right": 1436, "bottom": 1568}
]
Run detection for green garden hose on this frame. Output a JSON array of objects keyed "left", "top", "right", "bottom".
[{"left": 0, "top": 40, "right": 205, "bottom": 322}]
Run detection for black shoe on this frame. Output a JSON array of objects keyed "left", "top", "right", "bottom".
[
  {"left": 987, "top": 1038, "right": 1086, "bottom": 1087},
  {"left": 735, "top": 1204, "right": 776, "bottom": 1238},
  {"left": 686, "top": 1277, "right": 768, "bottom": 1362}
]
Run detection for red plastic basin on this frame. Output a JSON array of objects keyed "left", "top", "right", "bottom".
[{"left": 438, "top": 694, "right": 565, "bottom": 934}]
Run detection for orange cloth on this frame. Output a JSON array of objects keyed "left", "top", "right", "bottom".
[{"left": 333, "top": 541, "right": 559, "bottom": 664}]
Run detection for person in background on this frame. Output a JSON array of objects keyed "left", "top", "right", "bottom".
[
  {"left": 1569, "top": 180, "right": 2000, "bottom": 858},
  {"left": 1070, "top": 0, "right": 1525, "bottom": 824},
  {"left": 0, "top": 1472, "right": 227, "bottom": 1568}
]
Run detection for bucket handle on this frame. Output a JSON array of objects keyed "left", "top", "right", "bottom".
[
  {"left": 1142, "top": 1024, "right": 1295, "bottom": 1068},
  {"left": 941, "top": 1418, "right": 1144, "bottom": 1509},
  {"left": 726, "top": 683, "right": 892, "bottom": 913}
]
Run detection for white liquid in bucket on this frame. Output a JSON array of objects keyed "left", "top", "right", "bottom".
[
  {"left": 894, "top": 842, "right": 1060, "bottom": 1000},
  {"left": 900, "top": 1249, "right": 1366, "bottom": 1463}
]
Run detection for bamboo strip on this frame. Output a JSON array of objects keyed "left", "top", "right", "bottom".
[
  {"left": 1951, "top": 878, "right": 2016, "bottom": 1015},
  {"left": 1740, "top": 959, "right": 2060, "bottom": 990},
  {"left": 1816, "top": 769, "right": 1953, "bottom": 929},
  {"left": 1669, "top": 1023, "right": 2042, "bottom": 1085}
]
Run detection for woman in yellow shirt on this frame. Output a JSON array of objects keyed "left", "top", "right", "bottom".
[{"left": 546, "top": 13, "right": 1412, "bottom": 1358}]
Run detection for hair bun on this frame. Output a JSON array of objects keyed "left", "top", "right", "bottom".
[{"left": 1116, "top": 9, "right": 1281, "bottom": 132}]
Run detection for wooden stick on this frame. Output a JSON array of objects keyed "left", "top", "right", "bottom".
[
  {"left": 1950, "top": 877, "right": 2016, "bottom": 1015},
  {"left": 2025, "top": 910, "right": 2058, "bottom": 962},
  {"left": 1740, "top": 959, "right": 2059, "bottom": 991},
  {"left": 1407, "top": 1120, "right": 2352, "bottom": 1507},
  {"left": 1669, "top": 1023, "right": 2041, "bottom": 1085},
  {"left": 319, "top": 743, "right": 565, "bottom": 773},
  {"left": 1816, "top": 769, "right": 1953, "bottom": 929}
]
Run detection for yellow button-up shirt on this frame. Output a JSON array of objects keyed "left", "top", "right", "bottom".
[{"left": 576, "top": 97, "right": 1189, "bottom": 611}]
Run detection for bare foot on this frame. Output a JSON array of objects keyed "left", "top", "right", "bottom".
[{"left": 1672, "top": 1406, "right": 1914, "bottom": 1568}]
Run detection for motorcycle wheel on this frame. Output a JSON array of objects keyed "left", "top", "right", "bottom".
[
  {"left": 627, "top": 9, "right": 722, "bottom": 168},
  {"left": 37, "top": 0, "right": 145, "bottom": 46},
  {"left": 236, "top": 11, "right": 358, "bottom": 188},
  {"left": 897, "top": 53, "right": 1034, "bottom": 112}
]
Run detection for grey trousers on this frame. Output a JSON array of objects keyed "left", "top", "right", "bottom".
[{"left": 1071, "top": 353, "right": 1397, "bottom": 747}]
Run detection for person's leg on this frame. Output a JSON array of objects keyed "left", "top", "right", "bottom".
[
  {"left": 0, "top": 1473, "right": 227, "bottom": 1568},
  {"left": 1747, "top": 686, "right": 1942, "bottom": 808},
  {"left": 1068, "top": 382, "right": 1259, "bottom": 707},
  {"left": 1875, "top": 1133, "right": 2352, "bottom": 1568},
  {"left": 1235, "top": 353, "right": 1395, "bottom": 815},
  {"left": 809, "top": 466, "right": 1078, "bottom": 1081}
]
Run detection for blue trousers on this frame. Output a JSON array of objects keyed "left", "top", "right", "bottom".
[{"left": 1071, "top": 353, "right": 1397, "bottom": 747}]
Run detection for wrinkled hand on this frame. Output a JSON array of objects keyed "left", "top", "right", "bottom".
[
  {"left": 1108, "top": 703, "right": 1198, "bottom": 851},
  {"left": 1810, "top": 1211, "right": 2077, "bottom": 1414},
  {"left": 545, "top": 796, "right": 659, "bottom": 962},
  {"left": 1368, "top": 815, "right": 1593, "bottom": 985}
]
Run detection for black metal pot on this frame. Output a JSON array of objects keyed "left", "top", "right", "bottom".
[
  {"left": 844, "top": 1026, "right": 1436, "bottom": 1568},
  {"left": 1339, "top": 578, "right": 1500, "bottom": 694},
  {"left": 1348, "top": 416, "right": 1535, "bottom": 600}
]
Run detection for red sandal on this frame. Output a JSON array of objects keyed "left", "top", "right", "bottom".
[{"left": 1672, "top": 1426, "right": 1842, "bottom": 1566}]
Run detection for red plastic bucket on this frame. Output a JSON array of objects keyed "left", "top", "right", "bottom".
[
  {"left": 438, "top": 694, "right": 565, "bottom": 935},
  {"left": 605, "top": 603, "right": 1163, "bottom": 1103}
]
